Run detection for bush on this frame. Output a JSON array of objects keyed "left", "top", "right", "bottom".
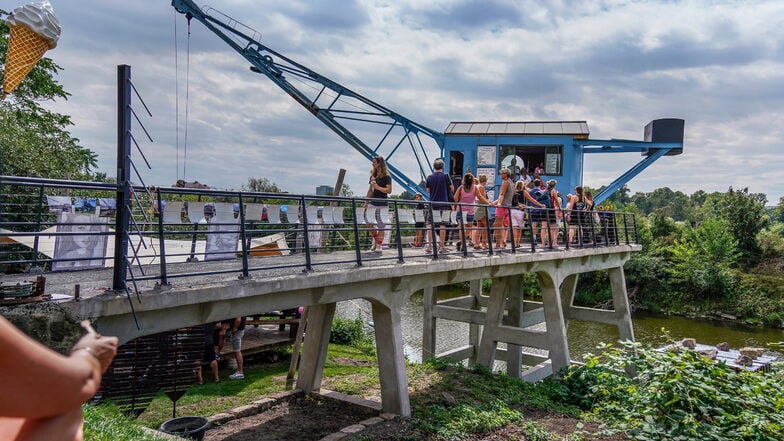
[
  {"left": 563, "top": 340, "right": 784, "bottom": 440},
  {"left": 330, "top": 317, "right": 368, "bottom": 346}
]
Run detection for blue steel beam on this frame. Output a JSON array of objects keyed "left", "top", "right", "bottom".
[
  {"left": 171, "top": 0, "right": 443, "bottom": 198},
  {"left": 576, "top": 138, "right": 682, "bottom": 205}
]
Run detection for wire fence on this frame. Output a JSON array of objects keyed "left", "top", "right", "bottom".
[{"left": 0, "top": 175, "right": 639, "bottom": 285}]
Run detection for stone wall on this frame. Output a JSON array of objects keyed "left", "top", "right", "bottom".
[{"left": 1, "top": 302, "right": 83, "bottom": 354}]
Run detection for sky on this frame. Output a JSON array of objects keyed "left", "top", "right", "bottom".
[{"left": 18, "top": 0, "right": 784, "bottom": 202}]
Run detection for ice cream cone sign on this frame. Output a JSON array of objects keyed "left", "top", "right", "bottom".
[{"left": 1, "top": 1, "right": 61, "bottom": 100}]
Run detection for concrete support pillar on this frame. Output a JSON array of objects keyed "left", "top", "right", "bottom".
[
  {"left": 609, "top": 267, "right": 635, "bottom": 342},
  {"left": 559, "top": 273, "right": 579, "bottom": 331},
  {"left": 421, "top": 286, "right": 437, "bottom": 361},
  {"left": 296, "top": 302, "right": 335, "bottom": 393},
  {"left": 371, "top": 301, "right": 411, "bottom": 417},
  {"left": 475, "top": 276, "right": 519, "bottom": 369},
  {"left": 504, "top": 282, "right": 523, "bottom": 378},
  {"left": 468, "top": 279, "right": 482, "bottom": 365},
  {"left": 538, "top": 272, "right": 570, "bottom": 373}
]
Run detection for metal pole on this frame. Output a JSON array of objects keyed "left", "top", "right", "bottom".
[
  {"left": 350, "top": 199, "right": 362, "bottom": 266},
  {"left": 238, "top": 193, "right": 250, "bottom": 278},
  {"left": 393, "top": 200, "right": 404, "bottom": 263},
  {"left": 300, "top": 196, "right": 312, "bottom": 272},
  {"left": 31, "top": 184, "right": 43, "bottom": 266},
  {"left": 155, "top": 187, "right": 168, "bottom": 286},
  {"left": 112, "top": 65, "right": 132, "bottom": 291}
]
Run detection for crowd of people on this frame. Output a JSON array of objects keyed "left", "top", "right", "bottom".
[{"left": 361, "top": 158, "right": 600, "bottom": 253}]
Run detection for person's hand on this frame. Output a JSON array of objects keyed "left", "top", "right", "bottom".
[{"left": 71, "top": 333, "right": 118, "bottom": 373}]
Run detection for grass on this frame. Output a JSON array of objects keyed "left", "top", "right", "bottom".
[{"left": 86, "top": 343, "right": 583, "bottom": 440}]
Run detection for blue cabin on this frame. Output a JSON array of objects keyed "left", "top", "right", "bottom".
[{"left": 443, "top": 118, "right": 684, "bottom": 204}]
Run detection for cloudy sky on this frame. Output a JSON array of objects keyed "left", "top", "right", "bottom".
[{"left": 23, "top": 0, "right": 784, "bottom": 202}]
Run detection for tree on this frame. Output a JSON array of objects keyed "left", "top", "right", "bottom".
[
  {"left": 701, "top": 187, "right": 769, "bottom": 264},
  {"left": 0, "top": 20, "right": 97, "bottom": 179},
  {"left": 772, "top": 196, "right": 784, "bottom": 223},
  {"left": 668, "top": 218, "right": 739, "bottom": 301},
  {"left": 243, "top": 177, "right": 283, "bottom": 193}
]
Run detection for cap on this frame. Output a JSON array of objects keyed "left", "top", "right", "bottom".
[{"left": 547, "top": 179, "right": 557, "bottom": 187}]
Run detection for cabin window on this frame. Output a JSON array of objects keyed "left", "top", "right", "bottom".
[{"left": 498, "top": 144, "right": 563, "bottom": 178}]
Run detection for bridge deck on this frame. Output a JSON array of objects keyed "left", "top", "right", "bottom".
[{"left": 4, "top": 244, "right": 604, "bottom": 300}]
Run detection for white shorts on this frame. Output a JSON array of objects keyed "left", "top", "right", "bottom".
[{"left": 510, "top": 209, "right": 525, "bottom": 227}]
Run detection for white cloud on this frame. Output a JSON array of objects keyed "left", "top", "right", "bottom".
[{"left": 21, "top": 0, "right": 784, "bottom": 202}]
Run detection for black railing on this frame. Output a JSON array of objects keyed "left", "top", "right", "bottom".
[{"left": 0, "top": 175, "right": 640, "bottom": 286}]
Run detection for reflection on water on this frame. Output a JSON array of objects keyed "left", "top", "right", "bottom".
[{"left": 336, "top": 288, "right": 784, "bottom": 365}]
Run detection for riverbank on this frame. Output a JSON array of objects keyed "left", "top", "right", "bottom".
[{"left": 86, "top": 344, "right": 623, "bottom": 440}]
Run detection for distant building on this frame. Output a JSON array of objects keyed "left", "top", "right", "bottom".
[{"left": 316, "top": 185, "right": 334, "bottom": 196}]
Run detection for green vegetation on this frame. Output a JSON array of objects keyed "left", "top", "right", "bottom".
[
  {"left": 563, "top": 340, "right": 784, "bottom": 440},
  {"left": 0, "top": 20, "right": 97, "bottom": 180},
  {"left": 83, "top": 403, "right": 167, "bottom": 441},
  {"left": 579, "top": 186, "right": 784, "bottom": 327}
]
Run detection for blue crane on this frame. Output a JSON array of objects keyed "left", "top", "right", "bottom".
[{"left": 171, "top": 0, "right": 683, "bottom": 205}]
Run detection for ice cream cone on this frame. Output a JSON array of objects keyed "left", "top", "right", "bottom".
[{"left": 2, "top": 24, "right": 51, "bottom": 98}]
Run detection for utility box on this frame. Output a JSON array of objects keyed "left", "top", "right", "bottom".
[{"left": 643, "top": 118, "right": 684, "bottom": 156}]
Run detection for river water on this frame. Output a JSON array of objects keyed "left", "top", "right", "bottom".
[{"left": 335, "top": 289, "right": 784, "bottom": 364}]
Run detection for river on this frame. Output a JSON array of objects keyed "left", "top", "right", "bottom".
[{"left": 335, "top": 289, "right": 784, "bottom": 364}]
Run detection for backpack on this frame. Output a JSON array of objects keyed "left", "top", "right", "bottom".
[
  {"left": 511, "top": 191, "right": 521, "bottom": 207},
  {"left": 573, "top": 195, "right": 587, "bottom": 211},
  {"left": 533, "top": 188, "right": 552, "bottom": 208}
]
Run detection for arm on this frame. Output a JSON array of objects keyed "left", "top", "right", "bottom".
[
  {"left": 475, "top": 186, "right": 490, "bottom": 205},
  {"left": 453, "top": 186, "right": 462, "bottom": 203},
  {"left": 370, "top": 176, "right": 392, "bottom": 195},
  {"left": 495, "top": 180, "right": 508, "bottom": 205},
  {"left": 0, "top": 317, "right": 117, "bottom": 419}
]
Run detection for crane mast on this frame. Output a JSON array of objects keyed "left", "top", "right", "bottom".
[{"left": 171, "top": 0, "right": 445, "bottom": 197}]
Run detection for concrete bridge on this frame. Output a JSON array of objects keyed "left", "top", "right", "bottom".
[
  {"left": 26, "top": 244, "right": 637, "bottom": 417},
  {"left": 0, "top": 175, "right": 639, "bottom": 417}
]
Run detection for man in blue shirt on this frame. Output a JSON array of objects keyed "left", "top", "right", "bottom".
[{"left": 425, "top": 159, "right": 454, "bottom": 253}]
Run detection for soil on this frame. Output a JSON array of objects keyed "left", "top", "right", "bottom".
[
  {"left": 203, "top": 397, "right": 377, "bottom": 441},
  {"left": 204, "top": 395, "right": 627, "bottom": 441}
]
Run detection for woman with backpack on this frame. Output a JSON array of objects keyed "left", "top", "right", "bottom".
[{"left": 568, "top": 186, "right": 589, "bottom": 244}]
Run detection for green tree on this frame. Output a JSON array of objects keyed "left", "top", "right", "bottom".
[
  {"left": 0, "top": 20, "right": 96, "bottom": 179},
  {"left": 668, "top": 217, "right": 739, "bottom": 301},
  {"left": 701, "top": 187, "right": 769, "bottom": 264},
  {"left": 772, "top": 196, "right": 784, "bottom": 223},
  {"left": 243, "top": 177, "right": 283, "bottom": 193}
]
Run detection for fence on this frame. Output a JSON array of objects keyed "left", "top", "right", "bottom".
[{"left": 0, "top": 175, "right": 639, "bottom": 287}]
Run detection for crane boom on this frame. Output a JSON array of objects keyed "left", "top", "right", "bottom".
[{"left": 171, "top": 0, "right": 444, "bottom": 197}]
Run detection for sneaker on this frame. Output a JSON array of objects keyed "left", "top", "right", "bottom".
[
  {"left": 229, "top": 372, "right": 245, "bottom": 380},
  {"left": 439, "top": 247, "right": 451, "bottom": 253},
  {"left": 425, "top": 247, "right": 432, "bottom": 253},
  {"left": 369, "top": 242, "right": 378, "bottom": 252}
]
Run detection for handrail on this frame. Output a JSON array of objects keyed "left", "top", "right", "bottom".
[{"left": 1, "top": 176, "right": 639, "bottom": 285}]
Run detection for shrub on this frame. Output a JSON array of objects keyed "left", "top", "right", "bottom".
[
  {"left": 330, "top": 317, "right": 368, "bottom": 346},
  {"left": 564, "top": 340, "right": 784, "bottom": 440}
]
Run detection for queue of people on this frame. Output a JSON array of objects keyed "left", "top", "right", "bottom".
[{"left": 400, "top": 162, "right": 599, "bottom": 251}]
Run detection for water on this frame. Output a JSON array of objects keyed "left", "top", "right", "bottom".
[{"left": 336, "top": 289, "right": 784, "bottom": 364}]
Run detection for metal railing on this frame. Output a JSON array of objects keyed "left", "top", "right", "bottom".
[{"left": 0, "top": 175, "right": 639, "bottom": 286}]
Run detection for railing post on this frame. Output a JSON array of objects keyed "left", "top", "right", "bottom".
[
  {"left": 238, "top": 192, "right": 250, "bottom": 278},
  {"left": 486, "top": 208, "right": 494, "bottom": 255},
  {"left": 631, "top": 213, "right": 639, "bottom": 244},
  {"left": 155, "top": 187, "right": 168, "bottom": 286},
  {"left": 393, "top": 200, "right": 404, "bottom": 263},
  {"left": 112, "top": 64, "right": 132, "bottom": 291},
  {"left": 300, "top": 196, "right": 312, "bottom": 272},
  {"left": 31, "top": 184, "right": 44, "bottom": 266},
  {"left": 623, "top": 212, "right": 630, "bottom": 245},
  {"left": 563, "top": 209, "right": 570, "bottom": 251},
  {"left": 459, "top": 204, "right": 468, "bottom": 257},
  {"left": 428, "top": 203, "right": 438, "bottom": 259},
  {"left": 507, "top": 208, "right": 516, "bottom": 253},
  {"left": 350, "top": 199, "right": 362, "bottom": 266}
]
